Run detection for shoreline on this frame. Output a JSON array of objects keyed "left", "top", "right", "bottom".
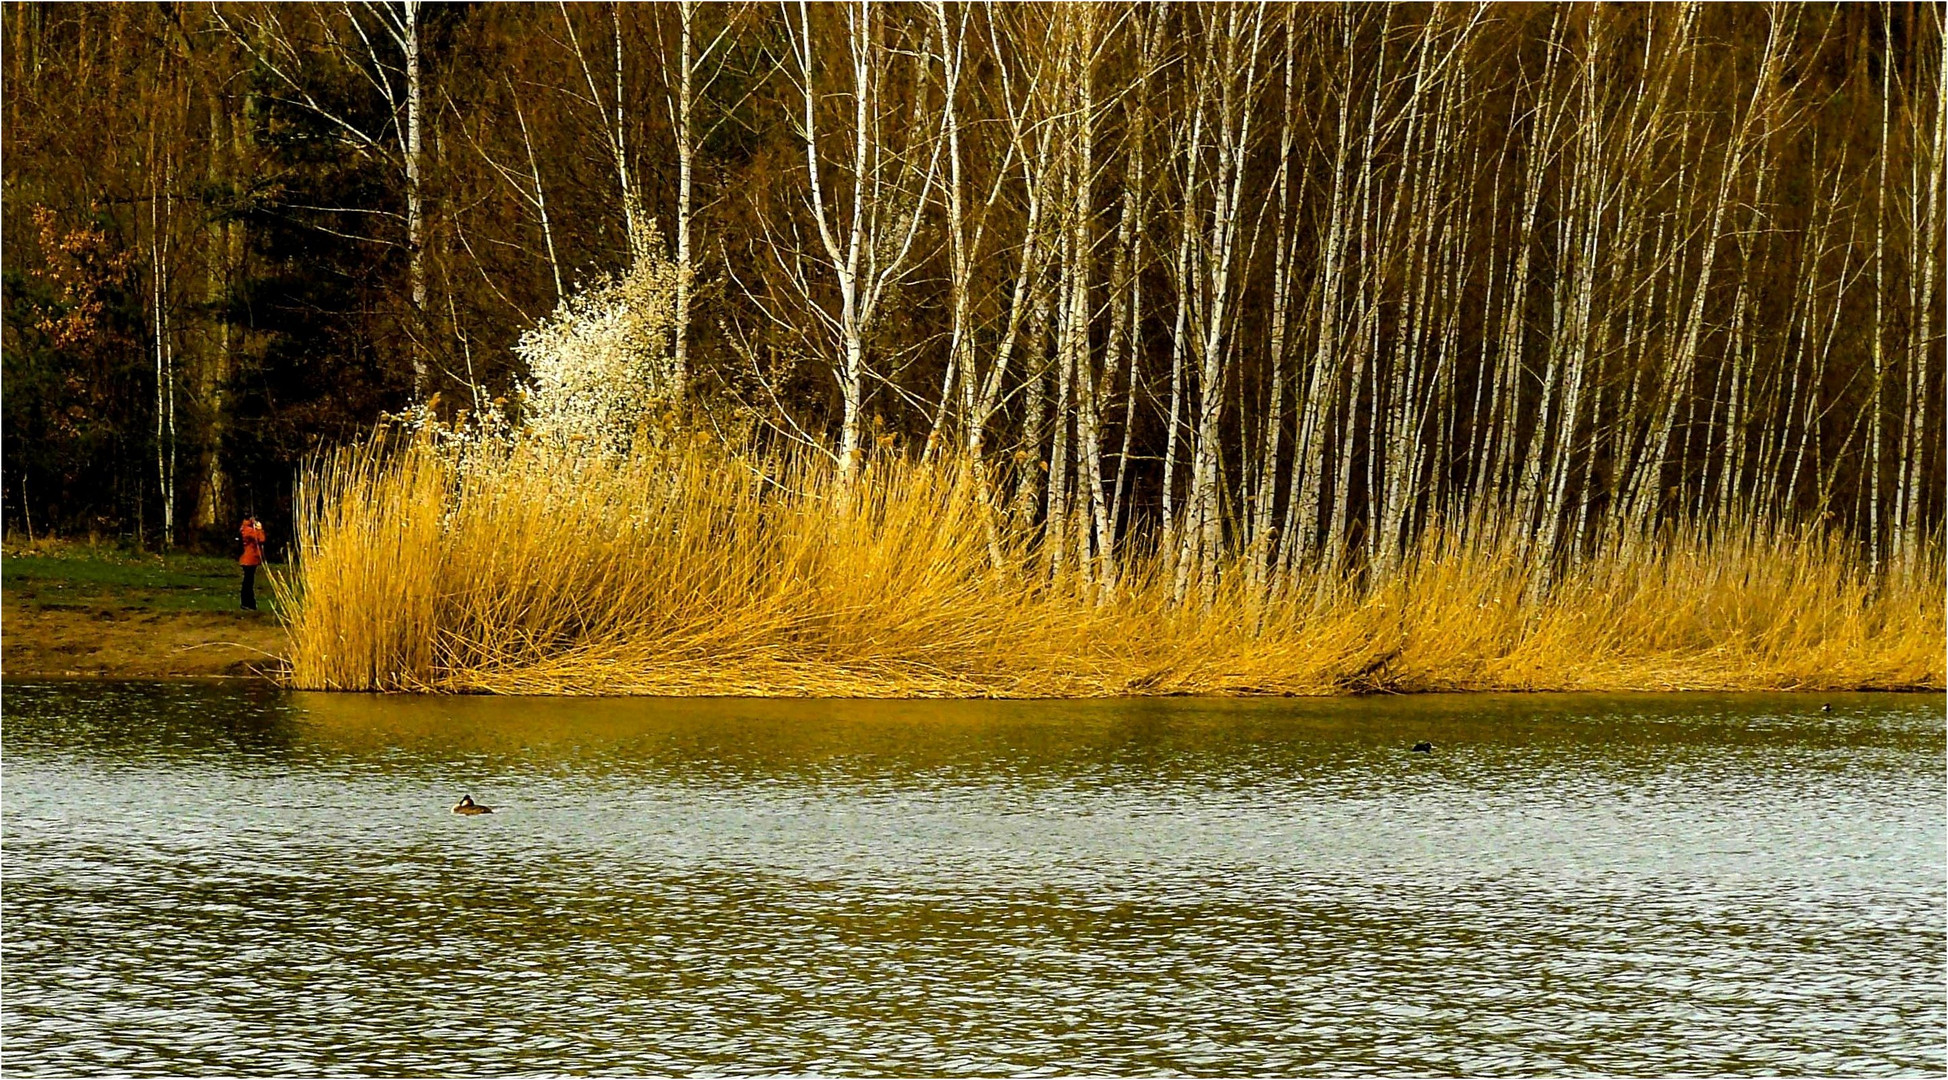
[
  {"left": 2, "top": 598, "right": 1937, "bottom": 696},
  {"left": 3, "top": 545, "right": 1938, "bottom": 696},
  {"left": 4, "top": 602, "right": 1937, "bottom": 695},
  {"left": 4, "top": 651, "right": 1938, "bottom": 698},
  {"left": 7, "top": 677, "right": 1940, "bottom": 696}
]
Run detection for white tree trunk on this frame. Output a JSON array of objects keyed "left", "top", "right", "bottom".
[{"left": 405, "top": 0, "right": 427, "bottom": 397}]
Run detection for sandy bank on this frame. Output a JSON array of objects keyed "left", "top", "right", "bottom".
[{"left": 3, "top": 600, "right": 284, "bottom": 680}]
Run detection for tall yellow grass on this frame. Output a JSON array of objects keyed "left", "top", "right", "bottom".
[{"left": 274, "top": 435, "right": 1944, "bottom": 695}]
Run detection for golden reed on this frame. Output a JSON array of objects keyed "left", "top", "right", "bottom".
[{"left": 274, "top": 435, "right": 1943, "bottom": 695}]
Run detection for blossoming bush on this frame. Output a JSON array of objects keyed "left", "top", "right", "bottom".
[{"left": 514, "top": 240, "right": 683, "bottom": 454}]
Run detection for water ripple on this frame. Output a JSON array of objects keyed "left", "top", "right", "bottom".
[{"left": 3, "top": 684, "right": 1942, "bottom": 1075}]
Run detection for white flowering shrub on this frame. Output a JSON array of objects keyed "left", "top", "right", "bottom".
[{"left": 514, "top": 241, "right": 683, "bottom": 455}]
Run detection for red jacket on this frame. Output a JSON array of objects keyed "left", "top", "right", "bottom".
[{"left": 240, "top": 520, "right": 266, "bottom": 567}]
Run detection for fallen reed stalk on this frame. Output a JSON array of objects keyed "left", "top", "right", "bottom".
[{"left": 274, "top": 436, "right": 1944, "bottom": 696}]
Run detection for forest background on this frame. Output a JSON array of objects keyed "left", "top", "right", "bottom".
[{"left": 2, "top": 2, "right": 1941, "bottom": 613}]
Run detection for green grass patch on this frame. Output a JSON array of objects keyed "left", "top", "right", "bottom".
[{"left": 2, "top": 543, "right": 283, "bottom": 615}]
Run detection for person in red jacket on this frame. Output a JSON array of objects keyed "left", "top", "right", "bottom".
[{"left": 240, "top": 516, "right": 266, "bottom": 611}]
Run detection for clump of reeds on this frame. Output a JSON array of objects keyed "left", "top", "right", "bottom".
[{"left": 274, "top": 435, "right": 1944, "bottom": 696}]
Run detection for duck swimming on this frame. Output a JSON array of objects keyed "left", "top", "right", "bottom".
[{"left": 452, "top": 794, "right": 494, "bottom": 815}]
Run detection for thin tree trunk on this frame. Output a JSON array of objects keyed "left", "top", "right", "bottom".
[
  {"left": 1900, "top": 55, "right": 1943, "bottom": 569},
  {"left": 1283, "top": 13, "right": 1360, "bottom": 576},
  {"left": 1253, "top": 17, "right": 1296, "bottom": 592},
  {"left": 1871, "top": 1, "right": 1889, "bottom": 568},
  {"left": 405, "top": 0, "right": 427, "bottom": 397},
  {"left": 674, "top": 0, "right": 694, "bottom": 399},
  {"left": 193, "top": 77, "right": 239, "bottom": 532},
  {"left": 1159, "top": 97, "right": 1204, "bottom": 558}
]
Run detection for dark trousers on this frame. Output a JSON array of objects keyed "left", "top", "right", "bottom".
[{"left": 242, "top": 564, "right": 258, "bottom": 610}]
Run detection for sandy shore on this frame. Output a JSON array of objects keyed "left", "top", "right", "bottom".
[{"left": 3, "top": 599, "right": 285, "bottom": 680}]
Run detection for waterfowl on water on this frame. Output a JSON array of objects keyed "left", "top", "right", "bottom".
[
  {"left": 1411, "top": 741, "right": 1434, "bottom": 753},
  {"left": 453, "top": 794, "right": 494, "bottom": 815}
]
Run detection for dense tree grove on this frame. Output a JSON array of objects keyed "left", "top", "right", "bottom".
[{"left": 3, "top": 2, "right": 1941, "bottom": 585}]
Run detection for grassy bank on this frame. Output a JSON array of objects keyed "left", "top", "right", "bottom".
[
  {"left": 276, "top": 437, "right": 1943, "bottom": 696},
  {"left": 1, "top": 541, "right": 285, "bottom": 679}
]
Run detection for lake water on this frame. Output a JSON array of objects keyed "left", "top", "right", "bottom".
[{"left": 3, "top": 682, "right": 1942, "bottom": 1075}]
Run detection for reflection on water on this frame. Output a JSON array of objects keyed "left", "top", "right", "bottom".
[{"left": 4, "top": 683, "right": 1942, "bottom": 1075}]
